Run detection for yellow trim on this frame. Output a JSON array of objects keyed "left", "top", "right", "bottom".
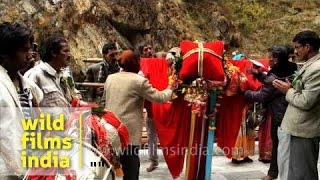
[
  {"left": 197, "top": 42, "right": 204, "bottom": 77},
  {"left": 79, "top": 112, "right": 83, "bottom": 168},
  {"left": 182, "top": 44, "right": 222, "bottom": 79},
  {"left": 185, "top": 111, "right": 197, "bottom": 180},
  {"left": 182, "top": 48, "right": 222, "bottom": 60}
]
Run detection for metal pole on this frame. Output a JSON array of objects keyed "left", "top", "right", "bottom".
[{"left": 205, "top": 92, "right": 217, "bottom": 180}]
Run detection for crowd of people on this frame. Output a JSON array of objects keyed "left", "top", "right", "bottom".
[{"left": 0, "top": 20, "right": 319, "bottom": 180}]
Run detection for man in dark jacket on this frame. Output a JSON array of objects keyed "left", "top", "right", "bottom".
[
  {"left": 244, "top": 45, "right": 297, "bottom": 180},
  {"left": 274, "top": 30, "right": 320, "bottom": 180},
  {"left": 84, "top": 42, "right": 120, "bottom": 102}
]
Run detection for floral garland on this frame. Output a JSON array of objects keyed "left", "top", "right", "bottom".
[
  {"left": 222, "top": 57, "right": 250, "bottom": 95},
  {"left": 168, "top": 55, "right": 183, "bottom": 90},
  {"left": 223, "top": 57, "right": 239, "bottom": 78},
  {"left": 167, "top": 51, "right": 226, "bottom": 113}
]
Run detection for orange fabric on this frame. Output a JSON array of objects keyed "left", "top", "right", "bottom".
[
  {"left": 225, "top": 70, "right": 242, "bottom": 96},
  {"left": 231, "top": 106, "right": 255, "bottom": 160},
  {"left": 217, "top": 59, "right": 263, "bottom": 158}
]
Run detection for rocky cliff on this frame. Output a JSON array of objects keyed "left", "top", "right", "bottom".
[{"left": 0, "top": 0, "right": 319, "bottom": 78}]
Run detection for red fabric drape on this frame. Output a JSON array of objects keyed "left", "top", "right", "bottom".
[
  {"left": 216, "top": 94, "right": 246, "bottom": 158},
  {"left": 140, "top": 58, "right": 190, "bottom": 178},
  {"left": 256, "top": 58, "right": 270, "bottom": 72},
  {"left": 258, "top": 112, "right": 272, "bottom": 160},
  {"left": 27, "top": 168, "right": 76, "bottom": 180},
  {"left": 216, "top": 59, "right": 263, "bottom": 158},
  {"left": 256, "top": 58, "right": 272, "bottom": 160},
  {"left": 186, "top": 113, "right": 208, "bottom": 180},
  {"left": 140, "top": 58, "right": 270, "bottom": 176}
]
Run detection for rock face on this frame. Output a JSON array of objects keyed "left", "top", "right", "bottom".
[
  {"left": 0, "top": 0, "right": 319, "bottom": 78},
  {"left": 0, "top": 0, "right": 238, "bottom": 77}
]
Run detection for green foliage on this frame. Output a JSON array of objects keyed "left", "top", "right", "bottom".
[
  {"left": 173, "top": 56, "right": 183, "bottom": 75},
  {"left": 241, "top": 2, "right": 269, "bottom": 19},
  {"left": 91, "top": 107, "right": 107, "bottom": 118},
  {"left": 226, "top": 1, "right": 270, "bottom": 33}
]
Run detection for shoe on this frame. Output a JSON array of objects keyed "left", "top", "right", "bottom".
[
  {"left": 231, "top": 158, "right": 243, "bottom": 164},
  {"left": 258, "top": 159, "right": 271, "bottom": 163},
  {"left": 261, "top": 175, "right": 273, "bottom": 180},
  {"left": 243, "top": 157, "right": 253, "bottom": 163},
  {"left": 146, "top": 161, "right": 159, "bottom": 172}
]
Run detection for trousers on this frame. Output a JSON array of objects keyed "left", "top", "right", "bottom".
[{"left": 146, "top": 117, "right": 158, "bottom": 162}]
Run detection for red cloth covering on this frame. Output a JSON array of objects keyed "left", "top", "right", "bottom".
[
  {"left": 258, "top": 112, "right": 272, "bottom": 160},
  {"left": 27, "top": 168, "right": 76, "bottom": 180},
  {"left": 256, "top": 58, "right": 270, "bottom": 72},
  {"left": 186, "top": 112, "right": 208, "bottom": 180},
  {"left": 102, "top": 111, "right": 129, "bottom": 148},
  {"left": 140, "top": 58, "right": 190, "bottom": 178},
  {"left": 141, "top": 58, "right": 155, "bottom": 118},
  {"left": 89, "top": 114, "right": 111, "bottom": 160},
  {"left": 254, "top": 58, "right": 272, "bottom": 160},
  {"left": 216, "top": 59, "right": 263, "bottom": 158},
  {"left": 229, "top": 59, "right": 263, "bottom": 90},
  {"left": 140, "top": 58, "right": 269, "bottom": 176},
  {"left": 66, "top": 109, "right": 129, "bottom": 158},
  {"left": 179, "top": 40, "right": 225, "bottom": 81}
]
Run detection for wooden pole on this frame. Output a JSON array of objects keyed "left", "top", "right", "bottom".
[
  {"left": 82, "top": 58, "right": 103, "bottom": 63},
  {"left": 75, "top": 82, "right": 104, "bottom": 87}
]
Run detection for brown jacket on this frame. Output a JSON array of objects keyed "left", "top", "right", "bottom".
[
  {"left": 103, "top": 72, "right": 172, "bottom": 145},
  {"left": 85, "top": 61, "right": 120, "bottom": 102}
]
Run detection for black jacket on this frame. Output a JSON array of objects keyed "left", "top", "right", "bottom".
[{"left": 244, "top": 62, "right": 297, "bottom": 125}]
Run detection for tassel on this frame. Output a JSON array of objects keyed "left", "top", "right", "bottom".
[
  {"left": 115, "top": 167, "right": 124, "bottom": 177},
  {"left": 102, "top": 111, "right": 129, "bottom": 148}
]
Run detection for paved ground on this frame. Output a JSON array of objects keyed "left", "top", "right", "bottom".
[
  {"left": 138, "top": 143, "right": 269, "bottom": 180},
  {"left": 135, "top": 142, "right": 320, "bottom": 180}
]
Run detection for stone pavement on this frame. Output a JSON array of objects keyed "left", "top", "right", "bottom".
[
  {"left": 134, "top": 142, "right": 320, "bottom": 180},
  {"left": 138, "top": 143, "right": 269, "bottom": 180}
]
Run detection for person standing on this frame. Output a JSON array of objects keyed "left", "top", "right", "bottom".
[
  {"left": 137, "top": 41, "right": 160, "bottom": 172},
  {"left": 103, "top": 50, "right": 173, "bottom": 180},
  {"left": 20, "top": 42, "right": 39, "bottom": 75},
  {"left": 84, "top": 42, "right": 120, "bottom": 103},
  {"left": 0, "top": 22, "right": 34, "bottom": 180},
  {"left": 25, "top": 32, "right": 72, "bottom": 118},
  {"left": 244, "top": 45, "right": 297, "bottom": 180},
  {"left": 273, "top": 30, "right": 320, "bottom": 180}
]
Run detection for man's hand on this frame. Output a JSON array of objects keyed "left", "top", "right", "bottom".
[
  {"left": 273, "top": 79, "right": 292, "bottom": 94},
  {"left": 166, "top": 57, "right": 174, "bottom": 66}
]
